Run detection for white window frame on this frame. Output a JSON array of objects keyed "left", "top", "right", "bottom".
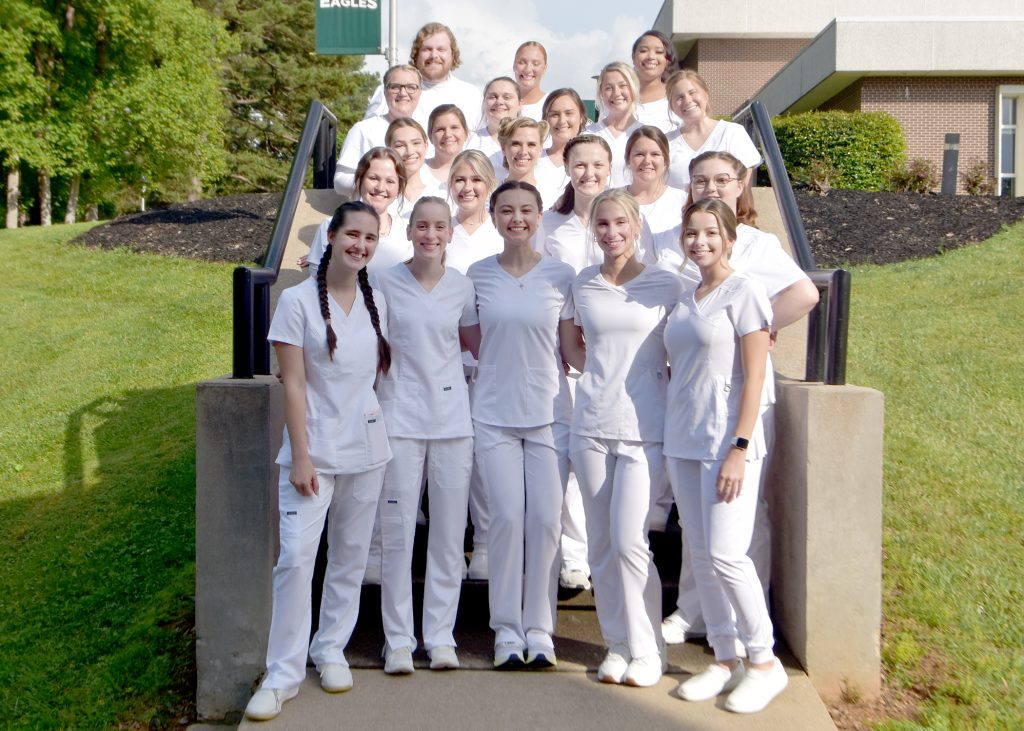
[{"left": 997, "top": 85, "right": 1024, "bottom": 197}]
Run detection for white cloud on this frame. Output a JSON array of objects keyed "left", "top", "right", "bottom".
[{"left": 363, "top": 0, "right": 656, "bottom": 101}]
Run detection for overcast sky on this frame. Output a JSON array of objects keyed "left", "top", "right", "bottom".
[{"left": 361, "top": 0, "right": 666, "bottom": 97}]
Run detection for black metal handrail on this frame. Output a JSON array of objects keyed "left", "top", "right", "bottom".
[
  {"left": 733, "top": 100, "right": 850, "bottom": 385},
  {"left": 232, "top": 101, "right": 338, "bottom": 378}
]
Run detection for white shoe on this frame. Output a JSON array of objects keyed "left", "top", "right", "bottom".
[
  {"left": 493, "top": 641, "right": 526, "bottom": 670},
  {"left": 597, "top": 644, "right": 630, "bottom": 684},
  {"left": 429, "top": 646, "right": 460, "bottom": 670},
  {"left": 624, "top": 653, "right": 664, "bottom": 687},
  {"left": 734, "top": 637, "right": 748, "bottom": 659},
  {"left": 467, "top": 549, "right": 488, "bottom": 580},
  {"left": 363, "top": 558, "right": 382, "bottom": 585},
  {"left": 676, "top": 662, "right": 745, "bottom": 702},
  {"left": 724, "top": 658, "right": 788, "bottom": 713},
  {"left": 526, "top": 645, "right": 557, "bottom": 669},
  {"left": 559, "top": 567, "right": 592, "bottom": 591},
  {"left": 244, "top": 686, "right": 298, "bottom": 721},
  {"left": 384, "top": 645, "right": 415, "bottom": 675},
  {"left": 661, "top": 612, "right": 690, "bottom": 645},
  {"left": 319, "top": 663, "right": 353, "bottom": 692}
]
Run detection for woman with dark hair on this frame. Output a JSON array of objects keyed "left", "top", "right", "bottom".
[
  {"left": 245, "top": 201, "right": 391, "bottom": 721},
  {"left": 387, "top": 118, "right": 442, "bottom": 211},
  {"left": 425, "top": 104, "right": 470, "bottom": 193},
  {"left": 468, "top": 180, "right": 575, "bottom": 670},
  {"left": 632, "top": 31, "right": 679, "bottom": 132},
  {"left": 535, "top": 88, "right": 587, "bottom": 204},
  {"left": 624, "top": 125, "right": 686, "bottom": 268}
]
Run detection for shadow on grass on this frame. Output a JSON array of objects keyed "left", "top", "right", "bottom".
[{"left": 0, "top": 384, "right": 200, "bottom": 729}]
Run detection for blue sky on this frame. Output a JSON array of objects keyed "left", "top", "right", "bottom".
[{"left": 362, "top": 0, "right": 667, "bottom": 95}]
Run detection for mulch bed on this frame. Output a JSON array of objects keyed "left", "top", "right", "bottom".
[{"left": 74, "top": 189, "right": 1024, "bottom": 268}]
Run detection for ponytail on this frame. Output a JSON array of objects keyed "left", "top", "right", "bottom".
[
  {"left": 358, "top": 267, "right": 392, "bottom": 376},
  {"left": 316, "top": 244, "right": 339, "bottom": 360}
]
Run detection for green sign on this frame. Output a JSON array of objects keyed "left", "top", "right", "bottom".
[{"left": 315, "top": 0, "right": 382, "bottom": 56}]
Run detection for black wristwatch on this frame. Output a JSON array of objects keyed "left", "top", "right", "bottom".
[{"left": 730, "top": 436, "right": 749, "bottom": 451}]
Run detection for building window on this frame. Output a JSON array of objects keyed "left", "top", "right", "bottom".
[{"left": 998, "top": 86, "right": 1024, "bottom": 197}]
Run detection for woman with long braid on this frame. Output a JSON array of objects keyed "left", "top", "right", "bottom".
[{"left": 246, "top": 201, "right": 392, "bottom": 721}]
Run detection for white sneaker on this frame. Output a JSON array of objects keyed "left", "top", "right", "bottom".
[
  {"left": 624, "top": 653, "right": 664, "bottom": 687},
  {"left": 597, "top": 644, "right": 630, "bottom": 684},
  {"left": 384, "top": 645, "right": 415, "bottom": 675},
  {"left": 526, "top": 645, "right": 557, "bottom": 669},
  {"left": 244, "top": 686, "right": 298, "bottom": 721},
  {"left": 429, "top": 646, "right": 460, "bottom": 670},
  {"left": 467, "top": 549, "right": 488, "bottom": 580},
  {"left": 559, "top": 567, "right": 592, "bottom": 591},
  {"left": 676, "top": 662, "right": 745, "bottom": 702},
  {"left": 319, "top": 663, "right": 353, "bottom": 692},
  {"left": 661, "top": 612, "right": 690, "bottom": 645},
  {"left": 724, "top": 658, "right": 788, "bottom": 713},
  {"left": 493, "top": 641, "right": 526, "bottom": 670}
]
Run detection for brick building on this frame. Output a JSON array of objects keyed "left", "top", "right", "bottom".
[{"left": 653, "top": 2, "right": 1024, "bottom": 195}]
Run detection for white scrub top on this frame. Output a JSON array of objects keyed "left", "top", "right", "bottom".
[
  {"left": 635, "top": 185, "right": 686, "bottom": 266},
  {"left": 534, "top": 153, "right": 569, "bottom": 210},
  {"left": 571, "top": 265, "right": 684, "bottom": 442},
  {"left": 446, "top": 218, "right": 504, "bottom": 275},
  {"left": 663, "top": 272, "right": 772, "bottom": 462},
  {"left": 635, "top": 96, "right": 679, "bottom": 133},
  {"left": 585, "top": 118, "right": 643, "bottom": 188},
  {"left": 375, "top": 264, "right": 478, "bottom": 439},
  {"left": 666, "top": 120, "right": 761, "bottom": 191},
  {"left": 468, "top": 255, "right": 575, "bottom": 428},
  {"left": 307, "top": 215, "right": 412, "bottom": 277},
  {"left": 520, "top": 94, "right": 549, "bottom": 122},
  {"left": 465, "top": 127, "right": 506, "bottom": 177},
  {"left": 268, "top": 277, "right": 392, "bottom": 473},
  {"left": 365, "top": 73, "right": 481, "bottom": 130},
  {"left": 538, "top": 209, "right": 601, "bottom": 274},
  {"left": 333, "top": 115, "right": 390, "bottom": 195}
]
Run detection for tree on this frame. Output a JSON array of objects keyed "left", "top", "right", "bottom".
[
  {"left": 195, "top": 0, "right": 378, "bottom": 194},
  {"left": 0, "top": 0, "right": 230, "bottom": 223}
]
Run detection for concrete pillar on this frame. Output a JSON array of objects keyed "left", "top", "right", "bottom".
[
  {"left": 195, "top": 376, "right": 283, "bottom": 721},
  {"left": 766, "top": 378, "right": 884, "bottom": 701}
]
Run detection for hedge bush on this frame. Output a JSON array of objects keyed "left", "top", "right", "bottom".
[{"left": 772, "top": 111, "right": 905, "bottom": 191}]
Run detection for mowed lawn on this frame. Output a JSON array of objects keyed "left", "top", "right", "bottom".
[
  {"left": 0, "top": 220, "right": 1021, "bottom": 728},
  {"left": 0, "top": 224, "right": 236, "bottom": 728},
  {"left": 844, "top": 223, "right": 1024, "bottom": 729}
]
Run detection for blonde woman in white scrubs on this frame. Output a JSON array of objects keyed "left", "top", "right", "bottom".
[
  {"left": 559, "top": 189, "right": 684, "bottom": 688},
  {"left": 335, "top": 65, "right": 422, "bottom": 195},
  {"left": 306, "top": 147, "right": 410, "bottom": 277},
  {"left": 374, "top": 197, "right": 481, "bottom": 674},
  {"left": 468, "top": 180, "right": 575, "bottom": 670},
  {"left": 631, "top": 31, "right": 678, "bottom": 133},
  {"left": 585, "top": 62, "right": 643, "bottom": 188},
  {"left": 514, "top": 41, "right": 549, "bottom": 120},
  {"left": 539, "top": 133, "right": 613, "bottom": 592},
  {"left": 661, "top": 150, "right": 818, "bottom": 648},
  {"left": 665, "top": 199, "right": 787, "bottom": 713},
  {"left": 466, "top": 77, "right": 522, "bottom": 175},
  {"left": 497, "top": 117, "right": 553, "bottom": 206},
  {"left": 245, "top": 201, "right": 392, "bottom": 721},
  {"left": 664, "top": 70, "right": 761, "bottom": 190}
]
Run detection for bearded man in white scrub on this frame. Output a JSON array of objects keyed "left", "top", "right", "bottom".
[{"left": 364, "top": 22, "right": 482, "bottom": 131}]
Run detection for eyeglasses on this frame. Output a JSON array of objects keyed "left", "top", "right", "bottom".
[
  {"left": 386, "top": 83, "right": 420, "bottom": 95},
  {"left": 691, "top": 174, "right": 740, "bottom": 190}
]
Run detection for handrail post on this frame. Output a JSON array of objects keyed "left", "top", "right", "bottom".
[
  {"left": 805, "top": 295, "right": 827, "bottom": 383},
  {"left": 232, "top": 266, "right": 254, "bottom": 379},
  {"left": 254, "top": 281, "right": 272, "bottom": 376},
  {"left": 313, "top": 115, "right": 337, "bottom": 190},
  {"left": 826, "top": 269, "right": 851, "bottom": 385}
]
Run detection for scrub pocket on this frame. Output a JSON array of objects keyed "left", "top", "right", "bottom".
[{"left": 364, "top": 410, "right": 389, "bottom": 465}]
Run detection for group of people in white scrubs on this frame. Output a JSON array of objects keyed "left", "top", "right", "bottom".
[{"left": 245, "top": 19, "right": 822, "bottom": 722}]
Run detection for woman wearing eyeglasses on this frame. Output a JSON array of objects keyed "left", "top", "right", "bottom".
[
  {"left": 335, "top": 65, "right": 423, "bottom": 195},
  {"left": 664, "top": 70, "right": 760, "bottom": 191}
]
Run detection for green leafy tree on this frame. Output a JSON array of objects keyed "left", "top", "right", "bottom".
[{"left": 196, "top": 0, "right": 379, "bottom": 194}]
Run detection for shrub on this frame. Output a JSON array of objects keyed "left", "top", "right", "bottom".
[
  {"left": 961, "top": 160, "right": 997, "bottom": 196},
  {"left": 888, "top": 157, "right": 939, "bottom": 193},
  {"left": 773, "top": 110, "right": 906, "bottom": 191}
]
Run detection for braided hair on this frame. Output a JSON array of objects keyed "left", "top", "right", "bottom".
[{"left": 317, "top": 201, "right": 392, "bottom": 375}]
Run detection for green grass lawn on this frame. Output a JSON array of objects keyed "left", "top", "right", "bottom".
[
  {"left": 0, "top": 224, "right": 237, "bottom": 728},
  {"left": 0, "top": 220, "right": 1021, "bottom": 728},
  {"left": 845, "top": 224, "right": 1024, "bottom": 729}
]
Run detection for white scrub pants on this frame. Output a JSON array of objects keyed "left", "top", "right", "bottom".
[
  {"left": 380, "top": 436, "right": 473, "bottom": 651},
  {"left": 561, "top": 376, "right": 589, "bottom": 574},
  {"left": 474, "top": 420, "right": 567, "bottom": 651},
  {"left": 666, "top": 456, "right": 775, "bottom": 665},
  {"left": 262, "top": 466, "right": 384, "bottom": 690},
  {"left": 571, "top": 435, "right": 663, "bottom": 659},
  {"left": 466, "top": 376, "right": 489, "bottom": 553},
  {"left": 673, "top": 405, "right": 775, "bottom": 631}
]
